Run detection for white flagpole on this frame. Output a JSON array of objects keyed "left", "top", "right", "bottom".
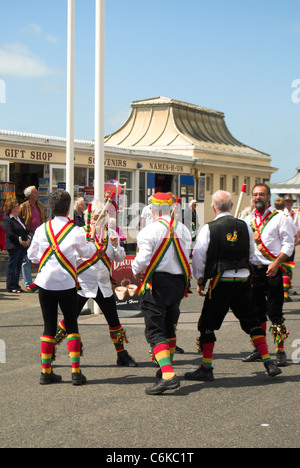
[
  {"left": 66, "top": 0, "right": 75, "bottom": 217},
  {"left": 94, "top": 0, "right": 105, "bottom": 316},
  {"left": 94, "top": 0, "right": 105, "bottom": 202}
]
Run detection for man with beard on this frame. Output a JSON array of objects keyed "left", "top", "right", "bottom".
[{"left": 243, "top": 184, "right": 294, "bottom": 366}]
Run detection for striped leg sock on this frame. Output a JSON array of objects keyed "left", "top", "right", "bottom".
[
  {"left": 252, "top": 335, "right": 270, "bottom": 363},
  {"left": 67, "top": 334, "right": 81, "bottom": 373},
  {"left": 56, "top": 320, "right": 67, "bottom": 344},
  {"left": 270, "top": 323, "right": 289, "bottom": 353},
  {"left": 167, "top": 336, "right": 176, "bottom": 363},
  {"left": 40, "top": 335, "right": 55, "bottom": 374},
  {"left": 152, "top": 342, "right": 175, "bottom": 380},
  {"left": 109, "top": 326, "right": 128, "bottom": 354},
  {"left": 201, "top": 342, "right": 215, "bottom": 369},
  {"left": 282, "top": 274, "right": 291, "bottom": 299}
]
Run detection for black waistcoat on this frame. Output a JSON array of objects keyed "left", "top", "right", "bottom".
[{"left": 203, "top": 215, "right": 250, "bottom": 283}]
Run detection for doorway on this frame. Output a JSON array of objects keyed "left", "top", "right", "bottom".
[
  {"left": 155, "top": 174, "right": 173, "bottom": 193},
  {"left": 9, "top": 163, "right": 44, "bottom": 202}
]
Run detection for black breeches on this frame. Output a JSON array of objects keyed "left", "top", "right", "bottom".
[
  {"left": 39, "top": 287, "right": 79, "bottom": 337},
  {"left": 198, "top": 279, "right": 263, "bottom": 343},
  {"left": 77, "top": 289, "right": 120, "bottom": 328},
  {"left": 251, "top": 267, "right": 284, "bottom": 325},
  {"left": 141, "top": 273, "right": 186, "bottom": 348}
]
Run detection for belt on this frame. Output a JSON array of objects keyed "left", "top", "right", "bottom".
[
  {"left": 252, "top": 264, "right": 268, "bottom": 270},
  {"left": 153, "top": 272, "right": 185, "bottom": 278}
]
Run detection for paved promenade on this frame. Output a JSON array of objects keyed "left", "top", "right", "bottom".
[{"left": 0, "top": 247, "right": 299, "bottom": 449}]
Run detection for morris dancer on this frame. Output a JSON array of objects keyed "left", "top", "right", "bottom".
[
  {"left": 185, "top": 190, "right": 281, "bottom": 383},
  {"left": 28, "top": 191, "right": 98, "bottom": 385},
  {"left": 243, "top": 184, "right": 294, "bottom": 366},
  {"left": 56, "top": 200, "right": 137, "bottom": 367},
  {"left": 132, "top": 192, "right": 192, "bottom": 395},
  {"left": 274, "top": 198, "right": 296, "bottom": 302},
  {"left": 283, "top": 195, "right": 299, "bottom": 301}
]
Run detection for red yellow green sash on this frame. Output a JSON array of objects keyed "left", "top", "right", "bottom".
[
  {"left": 137, "top": 218, "right": 191, "bottom": 297},
  {"left": 77, "top": 226, "right": 111, "bottom": 276},
  {"left": 250, "top": 210, "right": 295, "bottom": 273},
  {"left": 37, "top": 220, "right": 79, "bottom": 287}
]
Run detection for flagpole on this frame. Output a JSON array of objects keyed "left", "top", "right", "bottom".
[
  {"left": 66, "top": 0, "right": 75, "bottom": 218},
  {"left": 94, "top": 0, "right": 105, "bottom": 202},
  {"left": 94, "top": 0, "right": 105, "bottom": 316}
]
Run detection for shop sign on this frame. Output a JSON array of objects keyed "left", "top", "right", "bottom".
[
  {"left": 2, "top": 148, "right": 53, "bottom": 162},
  {"left": 111, "top": 255, "right": 141, "bottom": 312},
  {"left": 147, "top": 162, "right": 184, "bottom": 173}
]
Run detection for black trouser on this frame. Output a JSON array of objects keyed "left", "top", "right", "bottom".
[
  {"left": 77, "top": 289, "right": 120, "bottom": 328},
  {"left": 141, "top": 272, "right": 186, "bottom": 348},
  {"left": 198, "top": 278, "right": 264, "bottom": 343},
  {"left": 251, "top": 266, "right": 284, "bottom": 325},
  {"left": 39, "top": 287, "right": 79, "bottom": 337}
]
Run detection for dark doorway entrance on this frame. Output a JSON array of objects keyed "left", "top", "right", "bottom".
[
  {"left": 9, "top": 163, "right": 44, "bottom": 202},
  {"left": 155, "top": 174, "right": 172, "bottom": 193}
]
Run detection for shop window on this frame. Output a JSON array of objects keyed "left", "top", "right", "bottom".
[
  {"left": 0, "top": 164, "right": 8, "bottom": 182},
  {"left": 74, "top": 167, "right": 86, "bottom": 187}
]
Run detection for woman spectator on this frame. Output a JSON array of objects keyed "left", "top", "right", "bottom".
[{"left": 4, "top": 198, "right": 30, "bottom": 293}]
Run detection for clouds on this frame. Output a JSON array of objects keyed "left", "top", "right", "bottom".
[
  {"left": 0, "top": 23, "right": 59, "bottom": 78},
  {"left": 0, "top": 43, "right": 54, "bottom": 77}
]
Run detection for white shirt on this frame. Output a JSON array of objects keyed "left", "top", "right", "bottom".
[
  {"left": 77, "top": 227, "right": 126, "bottom": 298},
  {"left": 283, "top": 208, "right": 299, "bottom": 235},
  {"left": 27, "top": 216, "right": 97, "bottom": 291},
  {"left": 192, "top": 212, "right": 255, "bottom": 281},
  {"left": 245, "top": 206, "right": 295, "bottom": 266},
  {"left": 132, "top": 215, "right": 192, "bottom": 276}
]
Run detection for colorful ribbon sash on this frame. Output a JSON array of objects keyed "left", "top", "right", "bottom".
[
  {"left": 38, "top": 220, "right": 79, "bottom": 287},
  {"left": 250, "top": 210, "right": 295, "bottom": 273},
  {"left": 137, "top": 218, "right": 191, "bottom": 297},
  {"left": 77, "top": 226, "right": 111, "bottom": 276}
]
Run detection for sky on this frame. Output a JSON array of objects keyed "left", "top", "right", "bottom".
[{"left": 0, "top": 0, "right": 299, "bottom": 183}]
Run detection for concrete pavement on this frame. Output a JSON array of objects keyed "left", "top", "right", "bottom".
[{"left": 0, "top": 247, "right": 299, "bottom": 448}]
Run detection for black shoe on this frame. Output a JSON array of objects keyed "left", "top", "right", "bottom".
[
  {"left": 117, "top": 350, "right": 138, "bottom": 367},
  {"left": 284, "top": 296, "right": 292, "bottom": 303},
  {"left": 264, "top": 360, "right": 282, "bottom": 377},
  {"left": 275, "top": 350, "right": 288, "bottom": 367},
  {"left": 242, "top": 350, "right": 262, "bottom": 362},
  {"left": 40, "top": 372, "right": 62, "bottom": 385},
  {"left": 145, "top": 375, "right": 180, "bottom": 395},
  {"left": 72, "top": 371, "right": 87, "bottom": 386},
  {"left": 175, "top": 346, "right": 184, "bottom": 354},
  {"left": 185, "top": 366, "right": 214, "bottom": 382}
]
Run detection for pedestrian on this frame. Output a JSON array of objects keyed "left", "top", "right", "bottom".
[
  {"left": 185, "top": 190, "right": 282, "bottom": 382},
  {"left": 73, "top": 197, "right": 86, "bottom": 227},
  {"left": 132, "top": 192, "right": 192, "bottom": 395},
  {"left": 27, "top": 190, "right": 98, "bottom": 386},
  {"left": 3, "top": 198, "right": 30, "bottom": 293},
  {"left": 19, "top": 186, "right": 47, "bottom": 290},
  {"left": 283, "top": 194, "right": 299, "bottom": 244},
  {"left": 55, "top": 199, "right": 137, "bottom": 367},
  {"left": 243, "top": 184, "right": 295, "bottom": 366},
  {"left": 183, "top": 200, "right": 199, "bottom": 249}
]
